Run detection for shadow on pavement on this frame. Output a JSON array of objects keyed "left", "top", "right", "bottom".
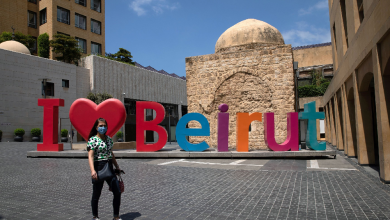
[{"left": 121, "top": 212, "right": 141, "bottom": 220}]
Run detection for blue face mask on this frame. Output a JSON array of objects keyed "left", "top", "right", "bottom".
[{"left": 97, "top": 126, "right": 107, "bottom": 135}]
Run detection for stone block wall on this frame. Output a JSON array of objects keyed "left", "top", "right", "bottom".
[{"left": 185, "top": 43, "right": 295, "bottom": 150}]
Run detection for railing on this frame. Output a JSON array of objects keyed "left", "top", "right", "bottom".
[
  {"left": 28, "top": 22, "right": 36, "bottom": 28},
  {"left": 91, "top": 5, "right": 101, "bottom": 12},
  {"left": 75, "top": 23, "right": 86, "bottom": 30},
  {"left": 57, "top": 17, "right": 69, "bottom": 24},
  {"left": 75, "top": 0, "right": 86, "bottom": 6},
  {"left": 91, "top": 27, "right": 101, "bottom": 35}
]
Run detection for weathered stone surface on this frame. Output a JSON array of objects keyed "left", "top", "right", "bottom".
[{"left": 186, "top": 20, "right": 295, "bottom": 150}]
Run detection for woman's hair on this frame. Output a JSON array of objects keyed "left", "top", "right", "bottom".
[{"left": 88, "top": 118, "right": 108, "bottom": 140}]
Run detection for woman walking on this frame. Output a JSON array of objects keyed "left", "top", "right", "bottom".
[{"left": 87, "top": 118, "right": 123, "bottom": 220}]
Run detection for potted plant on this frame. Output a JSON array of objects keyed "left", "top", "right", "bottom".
[
  {"left": 31, "top": 128, "right": 41, "bottom": 142},
  {"left": 0, "top": 130, "right": 2, "bottom": 142},
  {"left": 116, "top": 131, "right": 124, "bottom": 142},
  {"left": 14, "top": 128, "right": 25, "bottom": 142},
  {"left": 61, "top": 129, "right": 68, "bottom": 142}
]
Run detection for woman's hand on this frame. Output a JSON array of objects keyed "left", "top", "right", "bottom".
[{"left": 91, "top": 170, "right": 98, "bottom": 180}]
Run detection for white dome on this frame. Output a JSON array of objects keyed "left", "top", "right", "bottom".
[
  {"left": 0, "top": 40, "right": 31, "bottom": 55},
  {"left": 215, "top": 19, "right": 285, "bottom": 53}
]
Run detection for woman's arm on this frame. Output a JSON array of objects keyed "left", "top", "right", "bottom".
[
  {"left": 88, "top": 150, "right": 97, "bottom": 180},
  {"left": 111, "top": 152, "right": 120, "bottom": 170}
]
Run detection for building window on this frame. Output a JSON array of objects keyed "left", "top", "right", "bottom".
[
  {"left": 340, "top": 0, "right": 348, "bottom": 48},
  {"left": 91, "top": 0, "right": 101, "bottom": 12},
  {"left": 30, "top": 37, "right": 37, "bottom": 53},
  {"left": 75, "top": 0, "right": 86, "bottom": 7},
  {"left": 75, "top": 13, "right": 86, "bottom": 30},
  {"left": 40, "top": 8, "right": 47, "bottom": 25},
  {"left": 28, "top": 11, "right": 37, "bottom": 28},
  {"left": 28, "top": 0, "right": 37, "bottom": 4},
  {"left": 91, "top": 42, "right": 101, "bottom": 55},
  {"left": 57, "top": 7, "right": 70, "bottom": 25},
  {"left": 91, "top": 19, "right": 101, "bottom": 35},
  {"left": 357, "top": 0, "right": 364, "bottom": 23},
  {"left": 76, "top": 37, "right": 87, "bottom": 53},
  {"left": 62, "top": 79, "right": 69, "bottom": 88},
  {"left": 42, "top": 82, "right": 55, "bottom": 96}
]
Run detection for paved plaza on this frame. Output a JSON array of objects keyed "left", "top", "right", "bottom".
[{"left": 1, "top": 143, "right": 390, "bottom": 219}]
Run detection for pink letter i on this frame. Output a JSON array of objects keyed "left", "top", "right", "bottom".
[{"left": 218, "top": 104, "right": 229, "bottom": 152}]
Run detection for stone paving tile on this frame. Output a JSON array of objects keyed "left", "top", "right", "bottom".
[{"left": 1, "top": 143, "right": 390, "bottom": 219}]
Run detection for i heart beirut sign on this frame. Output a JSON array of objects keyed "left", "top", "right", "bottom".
[{"left": 37, "top": 98, "right": 325, "bottom": 152}]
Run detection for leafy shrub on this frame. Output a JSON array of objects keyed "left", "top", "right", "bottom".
[
  {"left": 298, "top": 85, "right": 323, "bottom": 98},
  {"left": 116, "top": 131, "right": 123, "bottom": 139},
  {"left": 14, "top": 128, "right": 25, "bottom": 136},
  {"left": 0, "top": 31, "right": 35, "bottom": 52},
  {"left": 31, "top": 128, "right": 41, "bottom": 137},
  {"left": 319, "top": 81, "right": 330, "bottom": 94},
  {"left": 61, "top": 129, "right": 68, "bottom": 137},
  {"left": 38, "top": 33, "right": 50, "bottom": 58},
  {"left": 86, "top": 92, "right": 113, "bottom": 105},
  {"left": 49, "top": 34, "right": 82, "bottom": 64}
]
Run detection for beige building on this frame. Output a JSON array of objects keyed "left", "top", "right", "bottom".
[
  {"left": 293, "top": 43, "right": 334, "bottom": 143},
  {"left": 186, "top": 19, "right": 295, "bottom": 150},
  {"left": 323, "top": 0, "right": 390, "bottom": 183},
  {"left": 0, "top": 0, "right": 105, "bottom": 57}
]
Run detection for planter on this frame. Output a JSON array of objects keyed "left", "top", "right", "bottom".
[
  {"left": 117, "top": 138, "right": 124, "bottom": 142},
  {"left": 32, "top": 136, "right": 41, "bottom": 142},
  {"left": 61, "top": 137, "right": 68, "bottom": 142},
  {"left": 14, "top": 136, "right": 23, "bottom": 142}
]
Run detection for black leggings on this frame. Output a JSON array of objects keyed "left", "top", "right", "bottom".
[{"left": 91, "top": 160, "right": 121, "bottom": 218}]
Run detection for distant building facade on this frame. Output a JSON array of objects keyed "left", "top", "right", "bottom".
[
  {"left": 0, "top": 48, "right": 186, "bottom": 143},
  {"left": 323, "top": 0, "right": 390, "bottom": 182},
  {"left": 292, "top": 42, "right": 334, "bottom": 144},
  {"left": 0, "top": 0, "right": 105, "bottom": 57}
]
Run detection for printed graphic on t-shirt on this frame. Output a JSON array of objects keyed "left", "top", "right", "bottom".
[{"left": 87, "top": 136, "right": 114, "bottom": 161}]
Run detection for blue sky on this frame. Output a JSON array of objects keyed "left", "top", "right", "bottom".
[{"left": 106, "top": 0, "right": 331, "bottom": 77}]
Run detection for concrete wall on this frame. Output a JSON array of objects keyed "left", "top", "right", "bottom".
[
  {"left": 293, "top": 45, "right": 333, "bottom": 68},
  {"left": 80, "top": 55, "right": 187, "bottom": 106},
  {"left": 0, "top": 48, "right": 90, "bottom": 142}
]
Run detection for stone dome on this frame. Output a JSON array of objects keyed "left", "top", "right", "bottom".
[
  {"left": 215, "top": 19, "right": 285, "bottom": 53},
  {"left": 0, "top": 40, "right": 31, "bottom": 55}
]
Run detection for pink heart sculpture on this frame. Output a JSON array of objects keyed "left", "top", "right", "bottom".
[{"left": 69, "top": 98, "right": 126, "bottom": 141}]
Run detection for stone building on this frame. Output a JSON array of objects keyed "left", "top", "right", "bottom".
[
  {"left": 323, "top": 0, "right": 390, "bottom": 182},
  {"left": 0, "top": 0, "right": 105, "bottom": 57},
  {"left": 185, "top": 19, "right": 295, "bottom": 150}
]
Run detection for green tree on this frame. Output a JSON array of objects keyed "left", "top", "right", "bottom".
[
  {"left": 0, "top": 31, "right": 35, "bottom": 52},
  {"left": 86, "top": 92, "right": 113, "bottom": 105},
  {"left": 113, "top": 48, "right": 135, "bottom": 65},
  {"left": 38, "top": 33, "right": 50, "bottom": 58},
  {"left": 49, "top": 34, "right": 82, "bottom": 64},
  {"left": 298, "top": 69, "right": 330, "bottom": 98}
]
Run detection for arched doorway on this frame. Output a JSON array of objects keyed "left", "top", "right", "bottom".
[
  {"left": 336, "top": 90, "right": 344, "bottom": 150},
  {"left": 346, "top": 88, "right": 357, "bottom": 157},
  {"left": 358, "top": 72, "right": 379, "bottom": 165}
]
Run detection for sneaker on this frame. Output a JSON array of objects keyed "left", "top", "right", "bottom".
[
  {"left": 93, "top": 217, "right": 100, "bottom": 220},
  {"left": 113, "top": 218, "right": 122, "bottom": 220}
]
